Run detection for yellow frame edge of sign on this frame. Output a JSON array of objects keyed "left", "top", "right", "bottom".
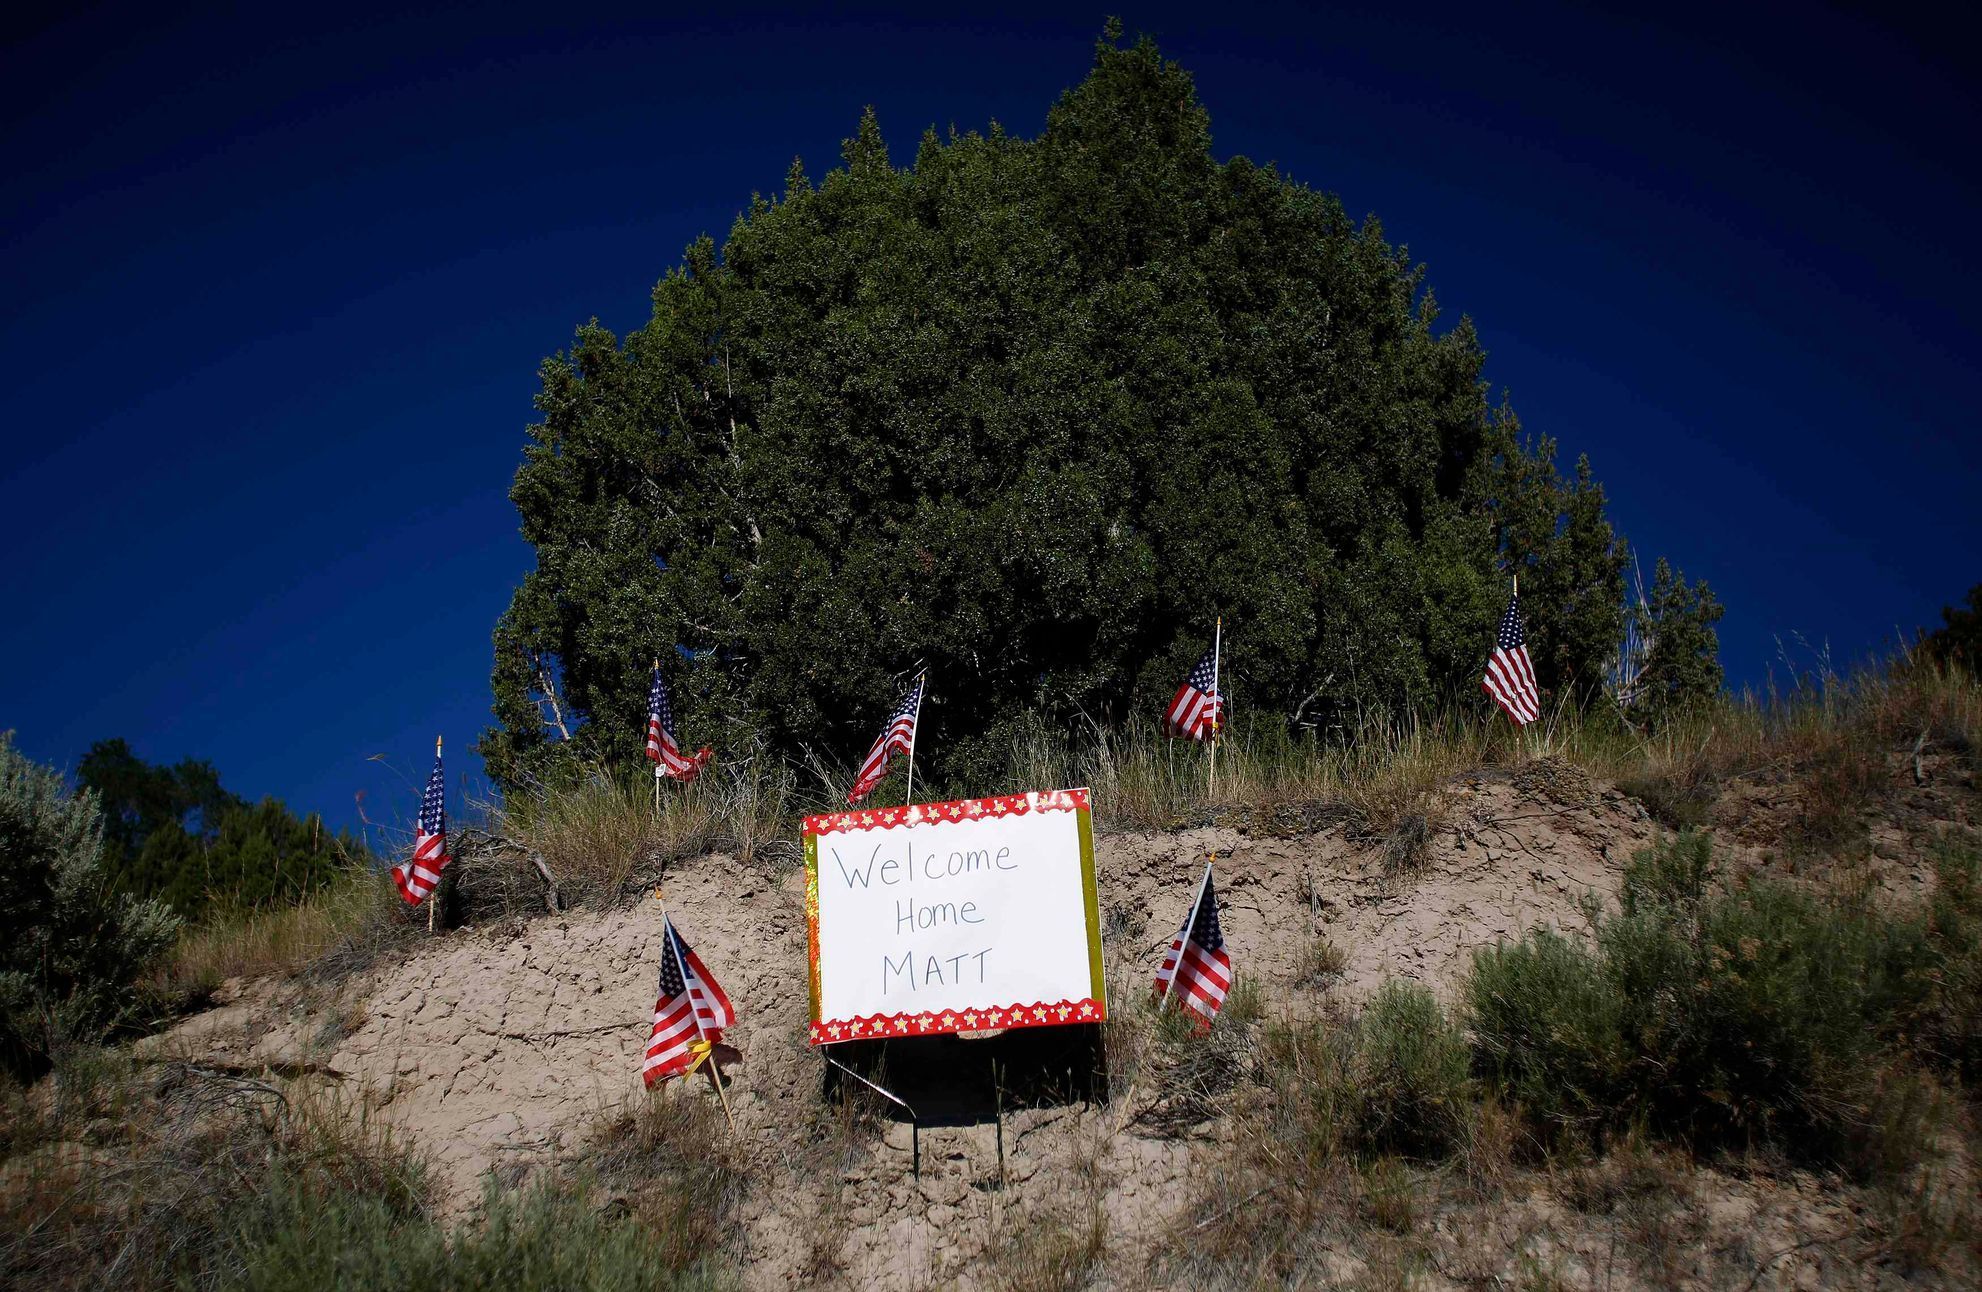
[
  {"left": 805, "top": 830, "right": 821, "bottom": 1023},
  {"left": 1077, "top": 800, "right": 1106, "bottom": 1014}
]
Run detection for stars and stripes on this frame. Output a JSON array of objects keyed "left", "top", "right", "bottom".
[
  {"left": 646, "top": 662, "right": 712, "bottom": 781},
  {"left": 1482, "top": 592, "right": 1541, "bottom": 725},
  {"left": 643, "top": 916, "right": 738, "bottom": 1087},
  {"left": 1163, "top": 646, "right": 1222, "bottom": 741},
  {"left": 1154, "top": 865, "right": 1234, "bottom": 1026},
  {"left": 847, "top": 674, "right": 923, "bottom": 805},
  {"left": 390, "top": 749, "right": 449, "bottom": 905}
]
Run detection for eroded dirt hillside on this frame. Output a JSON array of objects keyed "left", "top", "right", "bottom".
[
  {"left": 154, "top": 758, "right": 1973, "bottom": 1289},
  {"left": 162, "top": 768, "right": 1672, "bottom": 1284}
]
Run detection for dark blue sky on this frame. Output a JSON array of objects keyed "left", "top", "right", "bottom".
[{"left": 3, "top": 3, "right": 1977, "bottom": 835}]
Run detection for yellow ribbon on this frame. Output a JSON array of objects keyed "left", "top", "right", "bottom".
[{"left": 680, "top": 1038, "right": 714, "bottom": 1077}]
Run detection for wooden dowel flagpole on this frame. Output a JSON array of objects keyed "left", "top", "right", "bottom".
[
  {"left": 428, "top": 734, "right": 442, "bottom": 933},
  {"left": 652, "top": 885, "right": 671, "bottom": 1103},
  {"left": 1160, "top": 858, "right": 1215, "bottom": 1011},
  {"left": 1117, "top": 855, "right": 1216, "bottom": 1133},
  {"left": 903, "top": 671, "right": 926, "bottom": 808},
  {"left": 652, "top": 658, "right": 663, "bottom": 820},
  {"left": 663, "top": 902, "right": 734, "bottom": 1131},
  {"left": 1511, "top": 574, "right": 1530, "bottom": 759}
]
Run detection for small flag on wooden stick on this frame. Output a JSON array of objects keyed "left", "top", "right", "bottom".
[
  {"left": 1154, "top": 861, "right": 1234, "bottom": 1026},
  {"left": 390, "top": 741, "right": 449, "bottom": 905},
  {"left": 643, "top": 915, "right": 737, "bottom": 1087}
]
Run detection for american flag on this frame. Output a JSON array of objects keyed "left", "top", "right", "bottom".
[
  {"left": 1482, "top": 593, "right": 1541, "bottom": 726},
  {"left": 390, "top": 750, "right": 449, "bottom": 905},
  {"left": 1154, "top": 865, "right": 1234, "bottom": 1025},
  {"left": 1163, "top": 646, "right": 1222, "bottom": 741},
  {"left": 846, "top": 674, "right": 923, "bottom": 805},
  {"left": 646, "top": 663, "right": 712, "bottom": 781},
  {"left": 644, "top": 916, "right": 737, "bottom": 1086}
]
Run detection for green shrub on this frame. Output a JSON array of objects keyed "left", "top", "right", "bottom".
[
  {"left": 1617, "top": 828, "right": 1714, "bottom": 909},
  {"left": 1919, "top": 831, "right": 1981, "bottom": 1080},
  {"left": 1346, "top": 981, "right": 1473, "bottom": 1160},
  {"left": 0, "top": 734, "right": 179, "bottom": 1079},
  {"left": 1466, "top": 928, "right": 1629, "bottom": 1133},
  {"left": 1268, "top": 981, "right": 1472, "bottom": 1163},
  {"left": 1465, "top": 831, "right": 1942, "bottom": 1154}
]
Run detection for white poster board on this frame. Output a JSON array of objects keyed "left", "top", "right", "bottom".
[{"left": 804, "top": 789, "right": 1105, "bottom": 1043}]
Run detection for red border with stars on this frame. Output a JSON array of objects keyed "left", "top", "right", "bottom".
[
  {"left": 804, "top": 787, "right": 1089, "bottom": 838},
  {"left": 804, "top": 789, "right": 1101, "bottom": 1045},
  {"left": 807, "top": 997, "right": 1105, "bottom": 1044}
]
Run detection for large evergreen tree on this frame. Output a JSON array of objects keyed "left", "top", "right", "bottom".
[{"left": 488, "top": 31, "right": 1663, "bottom": 786}]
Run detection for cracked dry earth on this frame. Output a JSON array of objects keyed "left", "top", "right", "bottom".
[{"left": 162, "top": 767, "right": 1934, "bottom": 1288}]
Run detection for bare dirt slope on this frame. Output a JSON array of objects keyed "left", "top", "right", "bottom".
[{"left": 158, "top": 767, "right": 1696, "bottom": 1285}]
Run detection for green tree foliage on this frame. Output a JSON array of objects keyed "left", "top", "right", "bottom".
[
  {"left": 1490, "top": 421, "right": 1629, "bottom": 706},
  {"left": 77, "top": 738, "right": 364, "bottom": 921},
  {"left": 78, "top": 737, "right": 238, "bottom": 864},
  {"left": 488, "top": 31, "right": 1662, "bottom": 787},
  {"left": 0, "top": 733, "right": 179, "bottom": 1078},
  {"left": 1633, "top": 557, "right": 1725, "bottom": 723},
  {"left": 1920, "top": 582, "right": 1981, "bottom": 671}
]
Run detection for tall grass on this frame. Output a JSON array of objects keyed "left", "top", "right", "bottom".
[
  {"left": 490, "top": 754, "right": 798, "bottom": 902},
  {"left": 2, "top": 1053, "right": 428, "bottom": 1291},
  {"left": 0, "top": 1050, "right": 738, "bottom": 1292},
  {"left": 150, "top": 865, "right": 411, "bottom": 1004},
  {"left": 1158, "top": 981, "right": 1480, "bottom": 1285}
]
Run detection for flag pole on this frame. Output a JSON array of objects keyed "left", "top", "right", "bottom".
[
  {"left": 1510, "top": 576, "right": 1525, "bottom": 756},
  {"left": 1207, "top": 618, "right": 1222, "bottom": 800},
  {"left": 903, "top": 671, "right": 926, "bottom": 808},
  {"left": 1159, "top": 858, "right": 1216, "bottom": 1012},
  {"left": 651, "top": 886, "right": 672, "bottom": 1103},
  {"left": 428, "top": 734, "right": 442, "bottom": 934},
  {"left": 652, "top": 658, "right": 663, "bottom": 820},
  {"left": 667, "top": 914, "right": 735, "bottom": 1132},
  {"left": 1117, "top": 855, "right": 1216, "bottom": 1132}
]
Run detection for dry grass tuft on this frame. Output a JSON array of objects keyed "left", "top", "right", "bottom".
[
  {"left": 575, "top": 1092, "right": 747, "bottom": 1275},
  {"left": 988, "top": 1200, "right": 1107, "bottom": 1292},
  {"left": 1107, "top": 975, "right": 1262, "bottom": 1133},
  {"left": 150, "top": 865, "right": 410, "bottom": 1003},
  {"left": 1296, "top": 934, "right": 1350, "bottom": 987},
  {"left": 492, "top": 756, "right": 797, "bottom": 905},
  {"left": 1, "top": 1052, "right": 428, "bottom": 1292}
]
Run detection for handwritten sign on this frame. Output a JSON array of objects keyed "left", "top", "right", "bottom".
[{"left": 803, "top": 789, "right": 1105, "bottom": 1044}]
